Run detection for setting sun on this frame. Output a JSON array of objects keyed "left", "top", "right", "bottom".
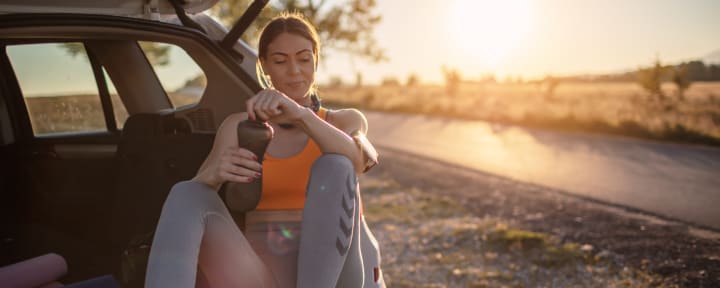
[{"left": 448, "top": 0, "right": 532, "bottom": 69}]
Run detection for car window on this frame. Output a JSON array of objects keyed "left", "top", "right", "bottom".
[
  {"left": 139, "top": 41, "right": 206, "bottom": 109},
  {"left": 103, "top": 67, "right": 129, "bottom": 129},
  {"left": 6, "top": 42, "right": 127, "bottom": 135}
]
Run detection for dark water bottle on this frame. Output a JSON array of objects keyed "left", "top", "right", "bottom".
[{"left": 222, "top": 119, "right": 274, "bottom": 212}]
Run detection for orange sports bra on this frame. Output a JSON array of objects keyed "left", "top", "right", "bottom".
[{"left": 256, "top": 108, "right": 328, "bottom": 210}]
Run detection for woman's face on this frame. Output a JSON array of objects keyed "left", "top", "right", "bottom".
[{"left": 261, "top": 32, "right": 316, "bottom": 103}]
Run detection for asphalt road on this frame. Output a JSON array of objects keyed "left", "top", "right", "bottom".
[{"left": 365, "top": 111, "right": 720, "bottom": 230}]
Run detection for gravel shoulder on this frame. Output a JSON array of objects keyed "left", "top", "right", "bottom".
[{"left": 361, "top": 148, "right": 720, "bottom": 287}]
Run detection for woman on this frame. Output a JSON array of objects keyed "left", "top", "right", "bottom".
[{"left": 145, "top": 12, "right": 382, "bottom": 288}]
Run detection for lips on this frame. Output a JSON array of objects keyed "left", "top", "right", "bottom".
[{"left": 286, "top": 81, "right": 305, "bottom": 89}]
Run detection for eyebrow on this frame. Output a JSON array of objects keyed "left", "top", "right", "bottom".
[{"left": 269, "top": 49, "right": 313, "bottom": 57}]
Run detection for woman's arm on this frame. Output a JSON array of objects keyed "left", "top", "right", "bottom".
[
  {"left": 247, "top": 89, "right": 376, "bottom": 173},
  {"left": 193, "top": 112, "right": 263, "bottom": 190},
  {"left": 295, "top": 107, "right": 369, "bottom": 173}
]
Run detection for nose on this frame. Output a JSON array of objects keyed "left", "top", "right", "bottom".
[{"left": 288, "top": 60, "right": 301, "bottom": 75}]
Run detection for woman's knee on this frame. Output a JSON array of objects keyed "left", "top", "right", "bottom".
[
  {"left": 308, "top": 155, "right": 357, "bottom": 197},
  {"left": 306, "top": 154, "right": 359, "bottom": 214},
  {"left": 164, "top": 180, "right": 220, "bottom": 211},
  {"left": 310, "top": 154, "right": 355, "bottom": 177}
]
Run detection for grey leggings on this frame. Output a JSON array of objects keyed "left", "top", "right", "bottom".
[{"left": 145, "top": 154, "right": 381, "bottom": 288}]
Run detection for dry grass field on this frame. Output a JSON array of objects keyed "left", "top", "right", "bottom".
[
  {"left": 24, "top": 92, "right": 199, "bottom": 134},
  {"left": 321, "top": 81, "right": 720, "bottom": 146},
  {"left": 23, "top": 81, "right": 720, "bottom": 146}
]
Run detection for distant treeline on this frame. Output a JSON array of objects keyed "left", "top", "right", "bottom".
[{"left": 563, "top": 60, "right": 720, "bottom": 83}]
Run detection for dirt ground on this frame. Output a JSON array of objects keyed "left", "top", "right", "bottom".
[{"left": 361, "top": 148, "right": 719, "bottom": 287}]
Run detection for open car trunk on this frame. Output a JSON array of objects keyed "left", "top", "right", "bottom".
[
  {"left": 0, "top": 0, "right": 219, "bottom": 16},
  {"left": 0, "top": 1, "right": 269, "bottom": 285}
]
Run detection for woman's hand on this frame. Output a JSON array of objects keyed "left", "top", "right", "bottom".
[
  {"left": 217, "top": 146, "right": 263, "bottom": 182},
  {"left": 246, "top": 89, "right": 309, "bottom": 124},
  {"left": 195, "top": 146, "right": 262, "bottom": 189}
]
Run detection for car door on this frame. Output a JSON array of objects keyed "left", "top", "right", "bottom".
[
  {"left": 0, "top": 40, "right": 129, "bottom": 279},
  {"left": 0, "top": 10, "right": 262, "bottom": 282}
]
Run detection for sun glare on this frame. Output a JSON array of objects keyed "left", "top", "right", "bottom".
[{"left": 449, "top": 0, "right": 532, "bottom": 69}]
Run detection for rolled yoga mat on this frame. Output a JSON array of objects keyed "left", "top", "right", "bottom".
[{"left": 0, "top": 253, "right": 67, "bottom": 288}]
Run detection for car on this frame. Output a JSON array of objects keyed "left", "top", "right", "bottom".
[{"left": 0, "top": 0, "right": 270, "bottom": 285}]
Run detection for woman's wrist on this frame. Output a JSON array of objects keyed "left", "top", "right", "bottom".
[
  {"left": 192, "top": 172, "right": 222, "bottom": 191},
  {"left": 293, "top": 106, "right": 316, "bottom": 131}
]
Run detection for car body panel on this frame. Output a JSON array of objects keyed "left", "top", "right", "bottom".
[
  {"left": 0, "top": 0, "right": 219, "bottom": 16},
  {"left": 0, "top": 10, "right": 257, "bottom": 283}
]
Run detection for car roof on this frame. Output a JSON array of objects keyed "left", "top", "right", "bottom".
[{"left": 0, "top": 0, "right": 218, "bottom": 17}]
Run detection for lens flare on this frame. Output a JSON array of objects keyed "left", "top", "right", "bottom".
[
  {"left": 280, "top": 226, "right": 295, "bottom": 239},
  {"left": 265, "top": 223, "right": 298, "bottom": 255}
]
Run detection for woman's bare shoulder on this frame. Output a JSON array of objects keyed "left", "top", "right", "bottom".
[{"left": 326, "top": 108, "right": 367, "bottom": 133}]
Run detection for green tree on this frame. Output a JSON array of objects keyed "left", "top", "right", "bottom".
[
  {"left": 213, "top": 0, "right": 386, "bottom": 62},
  {"left": 671, "top": 65, "right": 692, "bottom": 101},
  {"left": 406, "top": 73, "right": 419, "bottom": 87},
  {"left": 543, "top": 75, "right": 560, "bottom": 101},
  {"left": 637, "top": 58, "right": 667, "bottom": 100},
  {"left": 442, "top": 66, "right": 461, "bottom": 97},
  {"left": 211, "top": 0, "right": 277, "bottom": 46}
]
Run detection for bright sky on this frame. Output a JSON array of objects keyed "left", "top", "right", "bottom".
[
  {"left": 318, "top": 0, "right": 720, "bottom": 84},
  {"left": 7, "top": 0, "right": 720, "bottom": 96}
]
